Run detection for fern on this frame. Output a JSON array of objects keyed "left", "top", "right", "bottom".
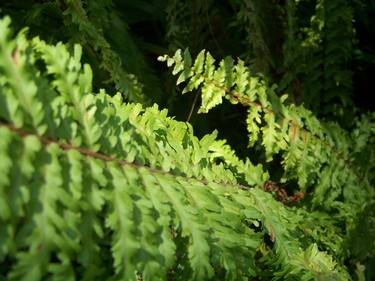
[
  {"left": 159, "top": 48, "right": 374, "bottom": 240},
  {"left": 60, "top": 0, "right": 147, "bottom": 103},
  {"left": 281, "top": 0, "right": 354, "bottom": 122},
  {"left": 0, "top": 0, "right": 158, "bottom": 104},
  {"left": 232, "top": 0, "right": 280, "bottom": 77},
  {"left": 0, "top": 16, "right": 358, "bottom": 280}
]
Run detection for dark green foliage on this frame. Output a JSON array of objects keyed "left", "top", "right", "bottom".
[
  {"left": 0, "top": 0, "right": 163, "bottom": 103},
  {"left": 280, "top": 0, "right": 355, "bottom": 124}
]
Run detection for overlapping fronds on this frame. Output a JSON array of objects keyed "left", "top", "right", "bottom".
[
  {"left": 159, "top": 48, "right": 374, "bottom": 221},
  {"left": 233, "top": 0, "right": 280, "bottom": 76},
  {"left": 0, "top": 17, "right": 353, "bottom": 280},
  {"left": 281, "top": 0, "right": 354, "bottom": 121},
  {"left": 0, "top": 0, "right": 164, "bottom": 104},
  {"left": 60, "top": 0, "right": 146, "bottom": 103}
]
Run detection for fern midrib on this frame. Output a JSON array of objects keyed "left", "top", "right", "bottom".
[
  {"left": 0, "top": 121, "right": 252, "bottom": 192},
  {"left": 199, "top": 74, "right": 362, "bottom": 183}
]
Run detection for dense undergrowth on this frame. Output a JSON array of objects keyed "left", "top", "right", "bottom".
[{"left": 0, "top": 0, "right": 374, "bottom": 280}]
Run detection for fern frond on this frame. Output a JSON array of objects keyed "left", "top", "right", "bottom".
[
  {"left": 61, "top": 0, "right": 146, "bottom": 103},
  {"left": 0, "top": 16, "right": 353, "bottom": 280},
  {"left": 281, "top": 0, "right": 354, "bottom": 121},
  {"left": 160, "top": 48, "right": 374, "bottom": 220}
]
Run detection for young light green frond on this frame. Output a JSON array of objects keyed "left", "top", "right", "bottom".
[{"left": 161, "top": 47, "right": 373, "bottom": 219}]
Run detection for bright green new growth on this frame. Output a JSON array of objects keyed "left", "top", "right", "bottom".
[
  {"left": 0, "top": 16, "right": 373, "bottom": 280},
  {"left": 159, "top": 48, "right": 375, "bottom": 218}
]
